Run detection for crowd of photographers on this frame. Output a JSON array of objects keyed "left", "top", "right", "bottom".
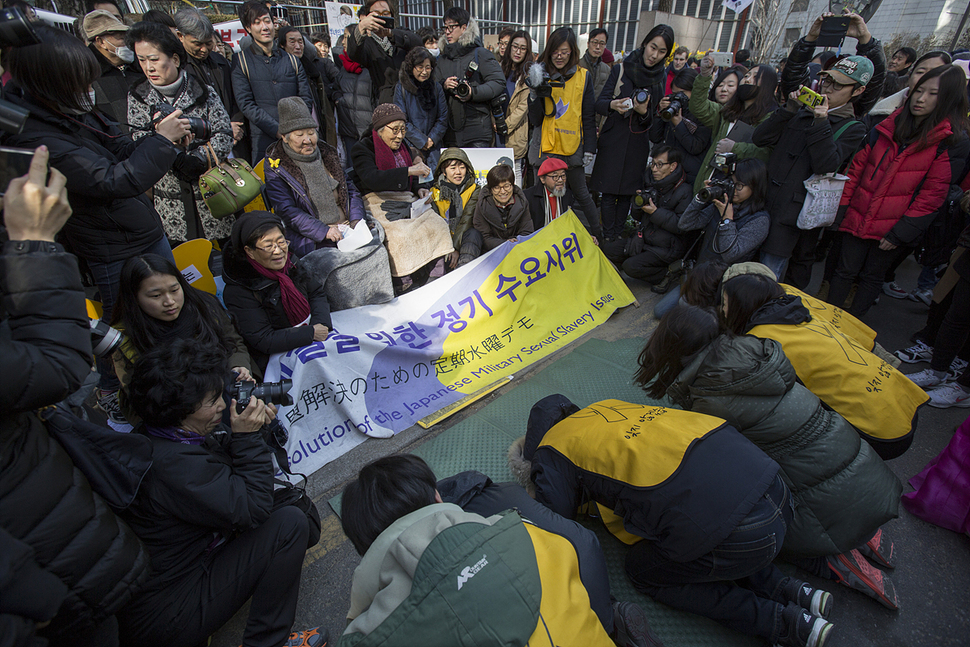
[{"left": 2, "top": 1, "right": 970, "bottom": 646}]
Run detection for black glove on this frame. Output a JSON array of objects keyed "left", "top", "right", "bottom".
[{"left": 172, "top": 151, "right": 208, "bottom": 183}]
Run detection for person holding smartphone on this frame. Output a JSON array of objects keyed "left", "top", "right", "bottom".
[{"left": 346, "top": 0, "right": 421, "bottom": 105}]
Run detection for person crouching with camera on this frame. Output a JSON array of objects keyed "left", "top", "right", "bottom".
[
  {"left": 127, "top": 21, "right": 236, "bottom": 246},
  {"left": 602, "top": 146, "right": 693, "bottom": 287},
  {"left": 116, "top": 338, "right": 326, "bottom": 647}
]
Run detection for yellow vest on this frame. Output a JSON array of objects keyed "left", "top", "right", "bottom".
[
  {"left": 523, "top": 524, "right": 615, "bottom": 646},
  {"left": 540, "top": 400, "right": 727, "bottom": 544},
  {"left": 431, "top": 182, "right": 477, "bottom": 224},
  {"left": 540, "top": 66, "right": 588, "bottom": 157},
  {"left": 748, "top": 319, "right": 928, "bottom": 440},
  {"left": 782, "top": 284, "right": 877, "bottom": 351}
]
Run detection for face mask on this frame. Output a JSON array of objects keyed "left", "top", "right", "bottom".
[
  {"left": 735, "top": 84, "right": 759, "bottom": 102},
  {"left": 427, "top": 47, "right": 440, "bottom": 58},
  {"left": 105, "top": 40, "right": 134, "bottom": 63}
]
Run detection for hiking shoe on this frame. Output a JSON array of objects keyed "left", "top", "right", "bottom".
[
  {"left": 907, "top": 287, "right": 933, "bottom": 306},
  {"left": 827, "top": 549, "right": 900, "bottom": 610},
  {"left": 95, "top": 388, "right": 128, "bottom": 425},
  {"left": 778, "top": 603, "right": 834, "bottom": 647},
  {"left": 883, "top": 281, "right": 908, "bottom": 299},
  {"left": 857, "top": 527, "right": 895, "bottom": 569},
  {"left": 894, "top": 340, "right": 934, "bottom": 364},
  {"left": 906, "top": 368, "right": 948, "bottom": 389},
  {"left": 947, "top": 358, "right": 969, "bottom": 382},
  {"left": 815, "top": 280, "right": 830, "bottom": 301},
  {"left": 780, "top": 578, "right": 833, "bottom": 618},
  {"left": 651, "top": 270, "right": 682, "bottom": 295},
  {"left": 927, "top": 383, "right": 970, "bottom": 409},
  {"left": 612, "top": 601, "right": 665, "bottom": 647},
  {"left": 283, "top": 627, "right": 328, "bottom": 647}
]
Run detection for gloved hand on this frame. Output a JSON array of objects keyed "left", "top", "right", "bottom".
[
  {"left": 172, "top": 151, "right": 208, "bottom": 183},
  {"left": 583, "top": 152, "right": 595, "bottom": 167}
]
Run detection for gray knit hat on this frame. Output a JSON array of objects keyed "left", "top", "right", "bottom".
[
  {"left": 277, "top": 97, "right": 317, "bottom": 136},
  {"left": 371, "top": 103, "right": 407, "bottom": 131}
]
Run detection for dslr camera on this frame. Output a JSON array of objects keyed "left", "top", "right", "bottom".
[
  {"left": 632, "top": 88, "right": 651, "bottom": 105},
  {"left": 152, "top": 102, "right": 212, "bottom": 141},
  {"left": 455, "top": 61, "right": 477, "bottom": 100},
  {"left": 697, "top": 152, "right": 737, "bottom": 204},
  {"left": 232, "top": 379, "right": 294, "bottom": 413},
  {"left": 632, "top": 187, "right": 660, "bottom": 208},
  {"left": 659, "top": 92, "right": 689, "bottom": 122},
  {"left": 90, "top": 319, "right": 125, "bottom": 358},
  {"left": 490, "top": 94, "right": 509, "bottom": 137},
  {"left": 525, "top": 63, "right": 566, "bottom": 99}
]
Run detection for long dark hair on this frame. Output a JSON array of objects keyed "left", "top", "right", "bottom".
[
  {"left": 721, "top": 64, "right": 777, "bottom": 125},
  {"left": 111, "top": 254, "right": 233, "bottom": 357},
  {"left": 501, "top": 30, "right": 534, "bottom": 81},
  {"left": 895, "top": 65, "right": 970, "bottom": 149},
  {"left": 709, "top": 65, "right": 746, "bottom": 102},
  {"left": 719, "top": 273, "right": 785, "bottom": 335},
  {"left": 732, "top": 158, "right": 769, "bottom": 211},
  {"left": 634, "top": 304, "right": 720, "bottom": 399},
  {"left": 681, "top": 260, "right": 728, "bottom": 307},
  {"left": 638, "top": 23, "right": 674, "bottom": 57},
  {"left": 6, "top": 25, "right": 101, "bottom": 113},
  {"left": 538, "top": 27, "right": 579, "bottom": 73}
]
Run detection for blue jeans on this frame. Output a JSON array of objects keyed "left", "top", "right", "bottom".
[
  {"left": 88, "top": 236, "right": 176, "bottom": 389},
  {"left": 759, "top": 251, "right": 789, "bottom": 283},
  {"left": 625, "top": 474, "right": 793, "bottom": 643},
  {"left": 653, "top": 285, "right": 682, "bottom": 319}
]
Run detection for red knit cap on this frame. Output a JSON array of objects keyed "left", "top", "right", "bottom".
[{"left": 537, "top": 157, "right": 568, "bottom": 177}]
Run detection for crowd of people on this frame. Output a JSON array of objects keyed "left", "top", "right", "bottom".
[{"left": 3, "top": 1, "right": 970, "bottom": 647}]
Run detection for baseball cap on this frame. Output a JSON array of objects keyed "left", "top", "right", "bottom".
[
  {"left": 83, "top": 10, "right": 128, "bottom": 39},
  {"left": 820, "top": 55, "right": 873, "bottom": 87}
]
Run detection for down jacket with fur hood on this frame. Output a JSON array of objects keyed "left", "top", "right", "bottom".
[
  {"left": 394, "top": 65, "right": 449, "bottom": 173},
  {"left": 667, "top": 334, "right": 901, "bottom": 558}
]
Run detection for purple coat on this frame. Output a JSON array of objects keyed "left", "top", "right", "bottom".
[{"left": 263, "top": 139, "right": 365, "bottom": 257}]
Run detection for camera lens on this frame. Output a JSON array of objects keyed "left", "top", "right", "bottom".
[
  {"left": 698, "top": 185, "right": 724, "bottom": 204},
  {"left": 90, "top": 319, "right": 125, "bottom": 357},
  {"left": 632, "top": 194, "right": 645, "bottom": 207}
]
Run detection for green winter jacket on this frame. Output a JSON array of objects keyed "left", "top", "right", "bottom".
[
  {"left": 430, "top": 148, "right": 480, "bottom": 249},
  {"left": 667, "top": 335, "right": 901, "bottom": 558},
  {"left": 688, "top": 73, "right": 771, "bottom": 194}
]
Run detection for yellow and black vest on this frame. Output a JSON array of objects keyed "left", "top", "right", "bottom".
[
  {"left": 540, "top": 66, "right": 588, "bottom": 157},
  {"left": 782, "top": 284, "right": 877, "bottom": 351}
]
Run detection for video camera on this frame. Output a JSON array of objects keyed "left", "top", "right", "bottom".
[
  {"left": 0, "top": 7, "right": 40, "bottom": 134},
  {"left": 659, "top": 92, "right": 689, "bottom": 122},
  {"left": 525, "top": 63, "right": 566, "bottom": 99},
  {"left": 231, "top": 379, "right": 294, "bottom": 413},
  {"left": 697, "top": 152, "right": 737, "bottom": 204},
  {"left": 152, "top": 103, "right": 212, "bottom": 142}
]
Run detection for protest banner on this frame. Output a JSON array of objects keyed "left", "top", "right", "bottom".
[
  {"left": 325, "top": 2, "right": 362, "bottom": 41},
  {"left": 264, "top": 213, "right": 635, "bottom": 476},
  {"left": 213, "top": 20, "right": 249, "bottom": 51},
  {"left": 462, "top": 148, "right": 522, "bottom": 187}
]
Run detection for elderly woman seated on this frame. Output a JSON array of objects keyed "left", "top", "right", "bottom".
[
  {"left": 264, "top": 97, "right": 393, "bottom": 309},
  {"left": 350, "top": 103, "right": 455, "bottom": 293},
  {"left": 117, "top": 338, "right": 325, "bottom": 647}
]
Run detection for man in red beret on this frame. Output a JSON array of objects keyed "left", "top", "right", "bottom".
[{"left": 523, "top": 158, "right": 598, "bottom": 244}]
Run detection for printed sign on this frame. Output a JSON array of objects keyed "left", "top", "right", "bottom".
[
  {"left": 463, "top": 147, "right": 521, "bottom": 187},
  {"left": 325, "top": 2, "right": 363, "bottom": 42},
  {"left": 213, "top": 20, "right": 250, "bottom": 52},
  {"left": 265, "top": 213, "right": 635, "bottom": 476}
]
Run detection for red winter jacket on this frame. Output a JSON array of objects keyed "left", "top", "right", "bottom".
[{"left": 839, "top": 108, "right": 961, "bottom": 245}]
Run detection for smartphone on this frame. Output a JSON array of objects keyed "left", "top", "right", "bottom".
[
  {"left": 379, "top": 15, "right": 395, "bottom": 30},
  {"left": 710, "top": 51, "right": 732, "bottom": 67},
  {"left": 796, "top": 86, "right": 825, "bottom": 108},
  {"left": 0, "top": 146, "right": 35, "bottom": 196},
  {"left": 817, "top": 15, "right": 850, "bottom": 47},
  {"left": 619, "top": 98, "right": 634, "bottom": 111}
]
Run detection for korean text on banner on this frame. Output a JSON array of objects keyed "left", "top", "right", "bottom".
[{"left": 264, "top": 213, "right": 635, "bottom": 476}]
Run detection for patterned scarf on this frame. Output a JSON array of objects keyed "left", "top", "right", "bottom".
[{"left": 144, "top": 425, "right": 205, "bottom": 446}]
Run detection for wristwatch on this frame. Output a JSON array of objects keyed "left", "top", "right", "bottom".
[{"left": 719, "top": 218, "right": 732, "bottom": 226}]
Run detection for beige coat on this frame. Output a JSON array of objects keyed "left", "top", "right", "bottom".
[{"left": 506, "top": 77, "right": 530, "bottom": 159}]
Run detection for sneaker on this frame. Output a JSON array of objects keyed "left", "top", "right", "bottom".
[
  {"left": 780, "top": 578, "right": 833, "bottom": 618},
  {"left": 947, "top": 358, "right": 969, "bottom": 382},
  {"left": 926, "top": 383, "right": 970, "bottom": 409},
  {"left": 815, "top": 280, "right": 830, "bottom": 301},
  {"left": 894, "top": 340, "right": 934, "bottom": 364},
  {"left": 907, "top": 287, "right": 933, "bottom": 306},
  {"left": 95, "top": 388, "right": 128, "bottom": 425},
  {"left": 651, "top": 270, "right": 683, "bottom": 295},
  {"left": 283, "top": 627, "right": 328, "bottom": 647},
  {"left": 883, "top": 281, "right": 908, "bottom": 299},
  {"left": 778, "top": 603, "right": 834, "bottom": 647},
  {"left": 826, "top": 549, "right": 900, "bottom": 610},
  {"left": 905, "top": 368, "right": 948, "bottom": 389},
  {"left": 857, "top": 527, "right": 895, "bottom": 569},
  {"left": 612, "top": 601, "right": 665, "bottom": 647}
]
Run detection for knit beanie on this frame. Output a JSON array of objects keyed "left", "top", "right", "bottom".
[
  {"left": 371, "top": 103, "right": 407, "bottom": 131},
  {"left": 277, "top": 97, "right": 317, "bottom": 136}
]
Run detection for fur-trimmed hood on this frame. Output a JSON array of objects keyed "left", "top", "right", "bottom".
[
  {"left": 507, "top": 394, "right": 581, "bottom": 493},
  {"left": 437, "top": 17, "right": 481, "bottom": 56}
]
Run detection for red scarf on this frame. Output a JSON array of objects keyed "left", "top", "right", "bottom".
[
  {"left": 339, "top": 51, "right": 361, "bottom": 74},
  {"left": 372, "top": 130, "right": 412, "bottom": 172},
  {"left": 246, "top": 255, "right": 311, "bottom": 327}
]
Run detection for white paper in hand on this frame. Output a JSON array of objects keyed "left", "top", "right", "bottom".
[
  {"left": 410, "top": 194, "right": 433, "bottom": 218},
  {"left": 337, "top": 220, "right": 371, "bottom": 252}
]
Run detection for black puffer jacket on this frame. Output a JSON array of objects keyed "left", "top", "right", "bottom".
[
  {"left": 667, "top": 335, "right": 901, "bottom": 557},
  {"left": 336, "top": 55, "right": 375, "bottom": 141},
  {"left": 222, "top": 242, "right": 333, "bottom": 372},
  {"left": 0, "top": 242, "right": 149, "bottom": 644},
  {"left": 3, "top": 91, "right": 176, "bottom": 263},
  {"left": 345, "top": 24, "right": 421, "bottom": 105},
  {"left": 637, "top": 166, "right": 695, "bottom": 261}
]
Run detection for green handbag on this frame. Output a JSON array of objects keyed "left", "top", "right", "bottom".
[{"left": 198, "top": 144, "right": 263, "bottom": 219}]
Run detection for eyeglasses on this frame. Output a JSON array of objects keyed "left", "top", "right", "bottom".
[
  {"left": 510, "top": 43, "right": 529, "bottom": 52},
  {"left": 733, "top": 181, "right": 748, "bottom": 191},
  {"left": 819, "top": 77, "right": 848, "bottom": 92},
  {"left": 414, "top": 64, "right": 433, "bottom": 72},
  {"left": 649, "top": 160, "right": 671, "bottom": 169},
  {"left": 372, "top": 10, "right": 392, "bottom": 16},
  {"left": 382, "top": 125, "right": 407, "bottom": 136},
  {"left": 493, "top": 182, "right": 514, "bottom": 193},
  {"left": 443, "top": 23, "right": 463, "bottom": 32},
  {"left": 589, "top": 39, "right": 607, "bottom": 47},
  {"left": 254, "top": 239, "right": 289, "bottom": 253},
  {"left": 545, "top": 172, "right": 567, "bottom": 181}
]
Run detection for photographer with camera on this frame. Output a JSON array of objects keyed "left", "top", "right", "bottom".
[
  {"left": 126, "top": 22, "right": 236, "bottom": 246},
  {"left": 434, "top": 7, "right": 505, "bottom": 148},
  {"left": 116, "top": 338, "right": 325, "bottom": 647},
  {"left": 4, "top": 25, "right": 189, "bottom": 422},
  {"left": 677, "top": 155, "right": 770, "bottom": 269},
  {"left": 590, "top": 24, "right": 675, "bottom": 242},
  {"left": 649, "top": 66, "right": 712, "bottom": 186},
  {"left": 528, "top": 27, "right": 602, "bottom": 238},
  {"left": 346, "top": 0, "right": 421, "bottom": 105},
  {"left": 1, "top": 147, "right": 150, "bottom": 647},
  {"left": 753, "top": 12, "right": 882, "bottom": 289}
]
